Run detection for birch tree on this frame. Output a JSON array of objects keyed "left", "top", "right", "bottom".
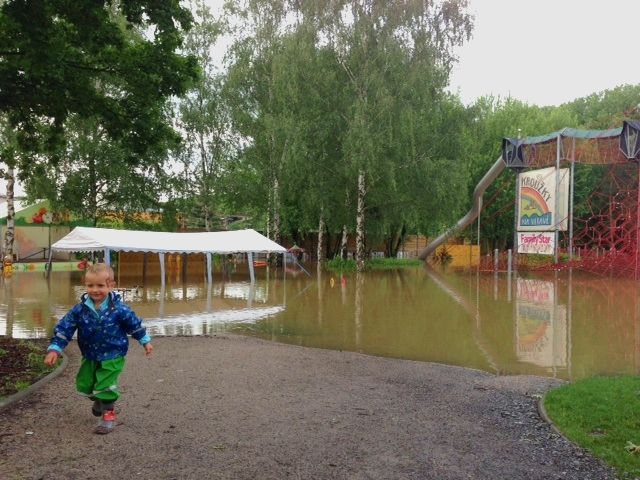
[
  {"left": 224, "top": 0, "right": 291, "bottom": 246},
  {"left": 0, "top": 117, "right": 19, "bottom": 258},
  {"left": 222, "top": 1, "right": 473, "bottom": 269},
  {"left": 175, "top": 1, "right": 230, "bottom": 231},
  {"left": 321, "top": 1, "right": 474, "bottom": 269}
]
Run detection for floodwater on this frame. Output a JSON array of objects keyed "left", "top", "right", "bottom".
[{"left": 1, "top": 264, "right": 638, "bottom": 381}]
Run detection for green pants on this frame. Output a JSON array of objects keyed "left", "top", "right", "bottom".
[{"left": 76, "top": 357, "right": 125, "bottom": 403}]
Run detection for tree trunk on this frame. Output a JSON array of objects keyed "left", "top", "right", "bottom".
[
  {"left": 317, "top": 208, "right": 325, "bottom": 268},
  {"left": 199, "top": 130, "right": 211, "bottom": 231},
  {"left": 272, "top": 176, "right": 281, "bottom": 245},
  {"left": 266, "top": 187, "right": 271, "bottom": 240},
  {"left": 269, "top": 176, "right": 282, "bottom": 266},
  {"left": 386, "top": 225, "right": 406, "bottom": 258},
  {"left": 89, "top": 156, "right": 98, "bottom": 226},
  {"left": 356, "top": 169, "right": 366, "bottom": 272},
  {"left": 340, "top": 187, "right": 350, "bottom": 259},
  {"left": 3, "top": 166, "right": 15, "bottom": 258},
  {"left": 340, "top": 224, "right": 348, "bottom": 259},
  {"left": 203, "top": 204, "right": 211, "bottom": 231}
]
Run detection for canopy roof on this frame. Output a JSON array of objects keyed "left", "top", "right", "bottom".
[
  {"left": 51, "top": 227, "right": 286, "bottom": 254},
  {"left": 501, "top": 120, "right": 640, "bottom": 169}
]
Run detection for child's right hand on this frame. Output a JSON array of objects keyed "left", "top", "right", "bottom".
[{"left": 43, "top": 351, "right": 59, "bottom": 366}]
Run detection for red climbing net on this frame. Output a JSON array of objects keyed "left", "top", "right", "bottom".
[
  {"left": 476, "top": 123, "right": 640, "bottom": 278},
  {"left": 569, "top": 163, "right": 640, "bottom": 278}
]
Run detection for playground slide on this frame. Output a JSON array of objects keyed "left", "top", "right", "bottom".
[{"left": 418, "top": 156, "right": 505, "bottom": 260}]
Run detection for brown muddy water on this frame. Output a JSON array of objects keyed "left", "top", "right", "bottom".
[{"left": 1, "top": 265, "right": 638, "bottom": 381}]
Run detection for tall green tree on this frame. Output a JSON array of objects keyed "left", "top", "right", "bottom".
[
  {"left": 564, "top": 84, "right": 640, "bottom": 129},
  {"left": 175, "top": 0, "right": 229, "bottom": 231},
  {"left": 267, "top": 26, "right": 350, "bottom": 264},
  {"left": 311, "top": 0, "right": 474, "bottom": 269},
  {"left": 224, "top": 0, "right": 474, "bottom": 270},
  {"left": 224, "top": 0, "right": 293, "bottom": 247},
  {"left": 0, "top": 0, "right": 199, "bottom": 170},
  {"left": 24, "top": 116, "right": 170, "bottom": 226}
]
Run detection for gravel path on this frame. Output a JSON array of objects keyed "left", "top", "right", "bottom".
[{"left": 0, "top": 335, "right": 618, "bottom": 480}]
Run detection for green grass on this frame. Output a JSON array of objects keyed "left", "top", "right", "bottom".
[
  {"left": 367, "top": 258, "right": 423, "bottom": 269},
  {"left": 325, "top": 257, "right": 422, "bottom": 272},
  {"left": 544, "top": 376, "right": 640, "bottom": 479},
  {"left": 0, "top": 338, "right": 58, "bottom": 400},
  {"left": 522, "top": 253, "right": 581, "bottom": 267}
]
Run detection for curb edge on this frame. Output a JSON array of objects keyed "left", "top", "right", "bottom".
[
  {"left": 537, "top": 395, "right": 567, "bottom": 439},
  {"left": 0, "top": 354, "right": 68, "bottom": 412}
]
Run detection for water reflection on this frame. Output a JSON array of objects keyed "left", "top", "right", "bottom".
[
  {"left": 515, "top": 277, "right": 568, "bottom": 372},
  {"left": 0, "top": 266, "right": 639, "bottom": 380}
]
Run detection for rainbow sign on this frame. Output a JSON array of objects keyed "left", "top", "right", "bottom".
[
  {"left": 517, "top": 167, "right": 569, "bottom": 232},
  {"left": 520, "top": 186, "right": 552, "bottom": 227}
]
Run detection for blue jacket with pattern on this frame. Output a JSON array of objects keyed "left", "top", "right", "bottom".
[{"left": 47, "top": 292, "right": 151, "bottom": 362}]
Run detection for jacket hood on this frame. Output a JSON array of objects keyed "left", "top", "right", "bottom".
[{"left": 80, "top": 291, "right": 122, "bottom": 307}]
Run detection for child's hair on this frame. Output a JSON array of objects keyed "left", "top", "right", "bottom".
[{"left": 85, "top": 263, "right": 115, "bottom": 282}]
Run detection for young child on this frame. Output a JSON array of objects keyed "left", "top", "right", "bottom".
[{"left": 44, "top": 263, "right": 153, "bottom": 434}]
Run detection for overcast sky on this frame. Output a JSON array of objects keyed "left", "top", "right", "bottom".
[
  {"left": 205, "top": 0, "right": 640, "bottom": 106},
  {"left": 448, "top": 0, "right": 640, "bottom": 106}
]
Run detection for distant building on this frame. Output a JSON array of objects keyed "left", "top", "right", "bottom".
[{"left": 0, "top": 200, "right": 86, "bottom": 261}]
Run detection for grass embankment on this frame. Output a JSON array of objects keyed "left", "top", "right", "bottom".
[
  {"left": 325, "top": 257, "right": 423, "bottom": 271},
  {"left": 544, "top": 376, "right": 640, "bottom": 479},
  {"left": 0, "top": 338, "right": 57, "bottom": 400}
]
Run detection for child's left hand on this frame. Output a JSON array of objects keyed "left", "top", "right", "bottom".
[{"left": 144, "top": 343, "right": 153, "bottom": 357}]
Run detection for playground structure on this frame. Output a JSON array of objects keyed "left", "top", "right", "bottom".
[{"left": 420, "top": 120, "right": 640, "bottom": 278}]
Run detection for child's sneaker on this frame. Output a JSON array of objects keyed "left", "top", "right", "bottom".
[{"left": 94, "top": 410, "right": 116, "bottom": 434}]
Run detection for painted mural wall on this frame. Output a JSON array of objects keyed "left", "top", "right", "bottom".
[{"left": 0, "top": 201, "right": 77, "bottom": 260}]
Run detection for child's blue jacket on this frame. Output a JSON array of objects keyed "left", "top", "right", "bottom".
[{"left": 47, "top": 292, "right": 151, "bottom": 361}]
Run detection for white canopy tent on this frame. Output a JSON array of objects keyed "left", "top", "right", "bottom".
[{"left": 49, "top": 227, "right": 287, "bottom": 284}]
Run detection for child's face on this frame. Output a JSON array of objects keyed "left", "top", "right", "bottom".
[{"left": 85, "top": 271, "right": 111, "bottom": 305}]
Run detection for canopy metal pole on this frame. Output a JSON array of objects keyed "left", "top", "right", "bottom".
[
  {"left": 282, "top": 251, "right": 286, "bottom": 279},
  {"left": 477, "top": 196, "right": 482, "bottom": 259},
  {"left": 206, "top": 252, "right": 212, "bottom": 284},
  {"left": 45, "top": 248, "right": 53, "bottom": 279},
  {"left": 513, "top": 128, "right": 522, "bottom": 265},
  {"left": 569, "top": 138, "right": 576, "bottom": 260},
  {"left": 567, "top": 268, "right": 573, "bottom": 379},
  {"left": 159, "top": 252, "right": 165, "bottom": 289},
  {"left": 555, "top": 134, "right": 561, "bottom": 264},
  {"left": 142, "top": 252, "right": 148, "bottom": 284},
  {"left": 248, "top": 282, "right": 255, "bottom": 308},
  {"left": 282, "top": 251, "right": 287, "bottom": 307},
  {"left": 206, "top": 279, "right": 212, "bottom": 312},
  {"left": 636, "top": 163, "right": 640, "bottom": 280},
  {"left": 104, "top": 248, "right": 110, "bottom": 266},
  {"left": 552, "top": 271, "right": 558, "bottom": 378},
  {"left": 513, "top": 172, "right": 520, "bottom": 261},
  {"left": 247, "top": 252, "right": 255, "bottom": 284},
  {"left": 182, "top": 253, "right": 188, "bottom": 284},
  {"left": 159, "top": 282, "right": 165, "bottom": 318}
]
